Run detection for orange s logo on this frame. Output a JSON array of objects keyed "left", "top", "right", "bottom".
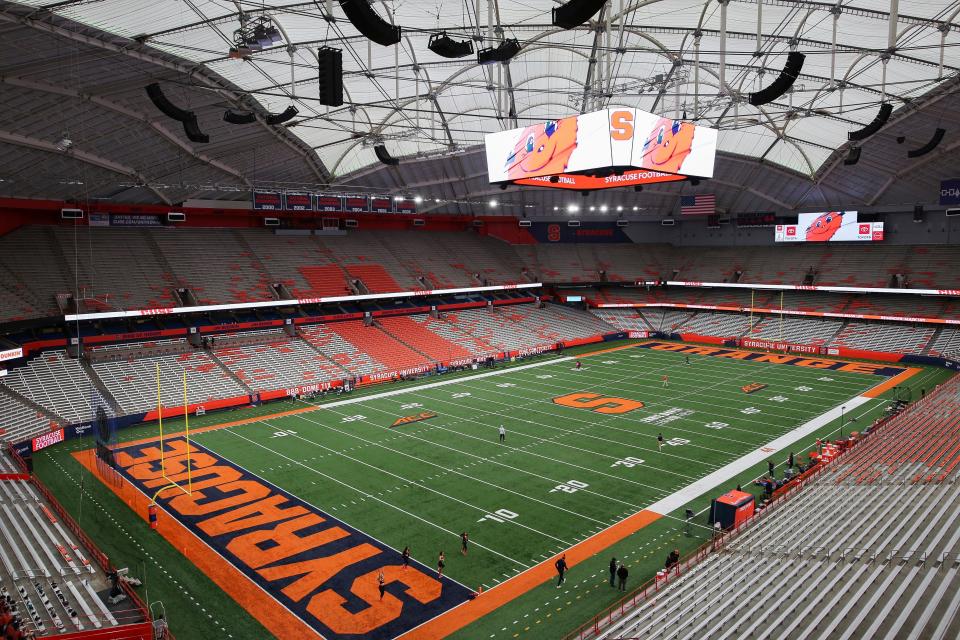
[
  {"left": 553, "top": 392, "right": 644, "bottom": 415},
  {"left": 610, "top": 111, "right": 634, "bottom": 141}
]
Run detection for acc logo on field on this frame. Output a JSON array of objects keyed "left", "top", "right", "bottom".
[
  {"left": 553, "top": 392, "right": 644, "bottom": 415},
  {"left": 391, "top": 411, "right": 437, "bottom": 427}
]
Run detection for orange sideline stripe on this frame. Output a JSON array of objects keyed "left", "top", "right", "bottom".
[
  {"left": 72, "top": 449, "right": 317, "bottom": 640},
  {"left": 396, "top": 510, "right": 662, "bottom": 640},
  {"left": 863, "top": 366, "right": 922, "bottom": 398},
  {"left": 115, "top": 403, "right": 322, "bottom": 449}
]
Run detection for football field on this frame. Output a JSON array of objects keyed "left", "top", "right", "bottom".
[{"left": 84, "top": 339, "right": 930, "bottom": 639}]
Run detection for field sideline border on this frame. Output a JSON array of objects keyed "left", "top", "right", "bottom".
[{"left": 71, "top": 341, "right": 922, "bottom": 640}]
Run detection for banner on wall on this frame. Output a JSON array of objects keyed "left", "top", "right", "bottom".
[
  {"left": 511, "top": 169, "right": 685, "bottom": 190},
  {"left": 940, "top": 179, "right": 960, "bottom": 206},
  {"left": 283, "top": 192, "right": 314, "bottom": 211},
  {"left": 529, "top": 221, "right": 633, "bottom": 243},
  {"left": 252, "top": 190, "right": 283, "bottom": 211},
  {"left": 484, "top": 107, "right": 717, "bottom": 184},
  {"left": 370, "top": 197, "right": 394, "bottom": 213}
]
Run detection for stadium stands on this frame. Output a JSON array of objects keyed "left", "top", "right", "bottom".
[
  {"left": 831, "top": 322, "right": 936, "bottom": 354},
  {"left": 746, "top": 316, "right": 844, "bottom": 345},
  {"left": 599, "top": 376, "right": 960, "bottom": 640},
  {"left": 409, "top": 314, "right": 499, "bottom": 357},
  {"left": 928, "top": 327, "right": 960, "bottom": 358},
  {"left": 298, "top": 323, "right": 384, "bottom": 377},
  {"left": 2, "top": 351, "right": 93, "bottom": 424},
  {"left": 377, "top": 316, "right": 475, "bottom": 362},
  {"left": 212, "top": 330, "right": 346, "bottom": 392},
  {"left": 0, "top": 454, "right": 137, "bottom": 635},
  {"left": 589, "top": 309, "right": 651, "bottom": 333},
  {"left": 91, "top": 346, "right": 246, "bottom": 413},
  {"left": 675, "top": 311, "right": 753, "bottom": 337}
]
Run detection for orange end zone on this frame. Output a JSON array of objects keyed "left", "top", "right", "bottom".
[
  {"left": 397, "top": 510, "right": 662, "bottom": 640},
  {"left": 863, "top": 366, "right": 922, "bottom": 398},
  {"left": 72, "top": 448, "right": 317, "bottom": 640}
]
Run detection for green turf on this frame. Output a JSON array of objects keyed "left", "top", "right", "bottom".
[{"left": 30, "top": 340, "right": 954, "bottom": 639}]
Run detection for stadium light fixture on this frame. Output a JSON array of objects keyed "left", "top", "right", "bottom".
[
  {"left": 632, "top": 206, "right": 639, "bottom": 211},
  {"left": 553, "top": 206, "right": 559, "bottom": 211},
  {"left": 414, "top": 195, "right": 423, "bottom": 204},
  {"left": 600, "top": 205, "right": 608, "bottom": 212},
  {"left": 616, "top": 205, "right": 623, "bottom": 212},
  {"left": 567, "top": 204, "right": 579, "bottom": 213},
  {"left": 489, "top": 199, "right": 498, "bottom": 208},
  {"left": 393, "top": 195, "right": 404, "bottom": 201},
  {"left": 589, "top": 206, "right": 596, "bottom": 211}
]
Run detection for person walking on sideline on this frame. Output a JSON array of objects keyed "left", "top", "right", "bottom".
[
  {"left": 461, "top": 532, "right": 469, "bottom": 556},
  {"left": 555, "top": 554, "right": 568, "bottom": 587},
  {"left": 617, "top": 563, "right": 629, "bottom": 591},
  {"left": 575, "top": 360, "right": 583, "bottom": 370},
  {"left": 499, "top": 425, "right": 506, "bottom": 443},
  {"left": 768, "top": 459, "right": 775, "bottom": 478},
  {"left": 658, "top": 433, "right": 665, "bottom": 452},
  {"left": 402, "top": 546, "right": 411, "bottom": 569},
  {"left": 437, "top": 551, "right": 445, "bottom": 578},
  {"left": 378, "top": 569, "right": 386, "bottom": 600},
  {"left": 609, "top": 557, "right": 618, "bottom": 586},
  {"left": 685, "top": 355, "right": 690, "bottom": 365},
  {"left": 787, "top": 451, "right": 795, "bottom": 469}
]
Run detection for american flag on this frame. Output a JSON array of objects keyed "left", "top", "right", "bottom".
[{"left": 680, "top": 194, "right": 716, "bottom": 215}]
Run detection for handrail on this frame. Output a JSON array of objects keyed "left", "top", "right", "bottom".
[{"left": 5, "top": 445, "right": 174, "bottom": 639}]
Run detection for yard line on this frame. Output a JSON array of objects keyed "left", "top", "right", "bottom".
[
  {"left": 294, "top": 397, "right": 680, "bottom": 497},
  {"left": 223, "top": 427, "right": 531, "bottom": 568},
  {"left": 253, "top": 419, "right": 573, "bottom": 546},
  {"left": 261, "top": 414, "right": 636, "bottom": 524}
]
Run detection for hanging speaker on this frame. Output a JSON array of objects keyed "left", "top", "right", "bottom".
[
  {"left": 913, "top": 205, "right": 924, "bottom": 222},
  {"left": 318, "top": 47, "right": 344, "bottom": 107},
  {"left": 427, "top": 32, "right": 474, "bottom": 58},
  {"left": 552, "top": 0, "right": 606, "bottom": 29},
  {"left": 848, "top": 103, "right": 893, "bottom": 141},
  {"left": 145, "top": 83, "right": 209, "bottom": 143},
  {"left": 748, "top": 52, "right": 805, "bottom": 106},
  {"left": 477, "top": 39, "right": 521, "bottom": 65},
  {"left": 338, "top": 0, "right": 401, "bottom": 46},
  {"left": 374, "top": 144, "right": 399, "bottom": 166},
  {"left": 843, "top": 147, "right": 861, "bottom": 165},
  {"left": 182, "top": 114, "right": 209, "bottom": 144},
  {"left": 907, "top": 128, "right": 946, "bottom": 158},
  {"left": 223, "top": 110, "right": 258, "bottom": 124},
  {"left": 266, "top": 105, "right": 298, "bottom": 125},
  {"left": 145, "top": 83, "right": 192, "bottom": 121}
]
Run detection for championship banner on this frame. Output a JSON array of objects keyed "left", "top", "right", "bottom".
[
  {"left": 283, "top": 192, "right": 314, "bottom": 211},
  {"left": 370, "top": 197, "right": 394, "bottom": 213},
  {"left": 485, "top": 107, "right": 717, "bottom": 185},
  {"left": 252, "top": 190, "right": 283, "bottom": 211},
  {"left": 343, "top": 195, "right": 369, "bottom": 212},
  {"left": 314, "top": 195, "right": 343, "bottom": 212}
]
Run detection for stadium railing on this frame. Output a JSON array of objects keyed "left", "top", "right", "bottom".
[
  {"left": 5, "top": 445, "right": 172, "bottom": 639},
  {"left": 561, "top": 425, "right": 877, "bottom": 640}
]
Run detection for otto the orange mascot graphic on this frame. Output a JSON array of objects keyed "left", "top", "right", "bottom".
[
  {"left": 804, "top": 211, "right": 844, "bottom": 241},
  {"left": 641, "top": 117, "right": 695, "bottom": 174},
  {"left": 505, "top": 118, "right": 578, "bottom": 180}
]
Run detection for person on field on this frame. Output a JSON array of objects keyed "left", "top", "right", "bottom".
[
  {"left": 378, "top": 569, "right": 386, "bottom": 600},
  {"left": 768, "top": 459, "right": 776, "bottom": 477},
  {"left": 609, "top": 557, "right": 618, "bottom": 586},
  {"left": 461, "top": 531, "right": 469, "bottom": 556},
  {"left": 438, "top": 551, "right": 445, "bottom": 578},
  {"left": 575, "top": 360, "right": 583, "bottom": 370},
  {"left": 617, "top": 563, "right": 629, "bottom": 591},
  {"left": 662, "top": 374, "right": 669, "bottom": 388},
  {"left": 685, "top": 355, "right": 690, "bottom": 365},
  {"left": 658, "top": 433, "right": 665, "bottom": 452},
  {"left": 555, "top": 554, "right": 568, "bottom": 587},
  {"left": 402, "top": 546, "right": 411, "bottom": 569},
  {"left": 499, "top": 424, "right": 506, "bottom": 443}
]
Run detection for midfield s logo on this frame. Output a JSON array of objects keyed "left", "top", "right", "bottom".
[{"left": 553, "top": 392, "right": 644, "bottom": 414}]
